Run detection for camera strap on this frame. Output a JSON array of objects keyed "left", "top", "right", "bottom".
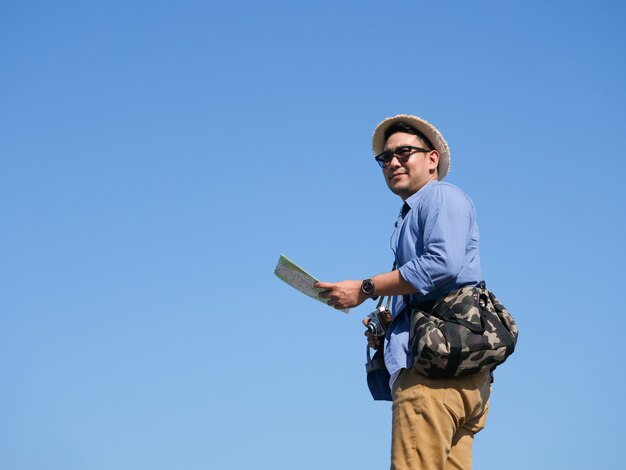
[
  {"left": 374, "top": 260, "right": 396, "bottom": 312},
  {"left": 375, "top": 294, "right": 392, "bottom": 311}
]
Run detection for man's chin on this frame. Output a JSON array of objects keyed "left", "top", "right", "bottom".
[{"left": 387, "top": 183, "right": 408, "bottom": 198}]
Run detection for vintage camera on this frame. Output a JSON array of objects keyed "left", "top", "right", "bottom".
[{"left": 366, "top": 305, "right": 392, "bottom": 337}]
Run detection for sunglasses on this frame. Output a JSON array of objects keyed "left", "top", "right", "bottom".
[{"left": 374, "top": 146, "right": 431, "bottom": 168}]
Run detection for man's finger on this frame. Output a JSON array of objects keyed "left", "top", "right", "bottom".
[
  {"left": 319, "top": 288, "right": 337, "bottom": 299},
  {"left": 314, "top": 281, "right": 333, "bottom": 289}
]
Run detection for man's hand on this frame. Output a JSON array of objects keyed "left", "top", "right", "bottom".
[
  {"left": 362, "top": 317, "right": 384, "bottom": 350},
  {"left": 314, "top": 280, "right": 367, "bottom": 310}
]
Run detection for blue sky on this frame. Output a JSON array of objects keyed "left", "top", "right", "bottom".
[{"left": 1, "top": 1, "right": 625, "bottom": 469}]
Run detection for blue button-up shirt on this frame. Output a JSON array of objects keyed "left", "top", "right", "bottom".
[{"left": 384, "top": 181, "right": 483, "bottom": 385}]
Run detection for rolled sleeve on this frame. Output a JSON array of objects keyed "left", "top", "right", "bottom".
[{"left": 397, "top": 184, "right": 474, "bottom": 298}]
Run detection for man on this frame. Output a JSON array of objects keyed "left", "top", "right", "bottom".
[{"left": 316, "top": 115, "right": 490, "bottom": 470}]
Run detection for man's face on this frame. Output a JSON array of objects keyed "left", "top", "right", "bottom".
[{"left": 382, "top": 132, "right": 440, "bottom": 200}]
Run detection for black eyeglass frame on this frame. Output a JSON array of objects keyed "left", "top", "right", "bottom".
[{"left": 374, "top": 145, "right": 432, "bottom": 168}]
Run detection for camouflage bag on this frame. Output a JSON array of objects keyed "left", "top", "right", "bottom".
[{"left": 409, "top": 283, "right": 518, "bottom": 378}]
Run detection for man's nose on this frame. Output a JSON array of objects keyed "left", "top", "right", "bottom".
[{"left": 386, "top": 154, "right": 402, "bottom": 169}]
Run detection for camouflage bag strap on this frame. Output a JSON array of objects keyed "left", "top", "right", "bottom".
[{"left": 432, "top": 294, "right": 485, "bottom": 334}]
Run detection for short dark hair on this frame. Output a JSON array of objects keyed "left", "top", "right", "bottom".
[{"left": 384, "top": 122, "right": 434, "bottom": 150}]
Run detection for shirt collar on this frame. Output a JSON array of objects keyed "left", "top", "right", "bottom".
[{"left": 402, "top": 180, "right": 438, "bottom": 211}]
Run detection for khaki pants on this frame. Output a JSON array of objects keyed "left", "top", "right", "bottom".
[{"left": 391, "top": 367, "right": 491, "bottom": 470}]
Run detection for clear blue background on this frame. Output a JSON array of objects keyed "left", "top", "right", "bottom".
[{"left": 1, "top": 1, "right": 625, "bottom": 469}]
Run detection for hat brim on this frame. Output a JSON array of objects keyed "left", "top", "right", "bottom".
[{"left": 372, "top": 114, "right": 450, "bottom": 180}]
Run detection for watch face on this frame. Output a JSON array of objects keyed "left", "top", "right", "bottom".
[{"left": 362, "top": 279, "right": 375, "bottom": 295}]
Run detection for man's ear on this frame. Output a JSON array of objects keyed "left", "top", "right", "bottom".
[{"left": 428, "top": 150, "right": 440, "bottom": 171}]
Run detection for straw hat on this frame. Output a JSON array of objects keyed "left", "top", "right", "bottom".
[{"left": 372, "top": 114, "right": 450, "bottom": 180}]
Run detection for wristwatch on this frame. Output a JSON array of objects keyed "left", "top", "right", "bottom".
[{"left": 361, "top": 279, "right": 378, "bottom": 300}]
